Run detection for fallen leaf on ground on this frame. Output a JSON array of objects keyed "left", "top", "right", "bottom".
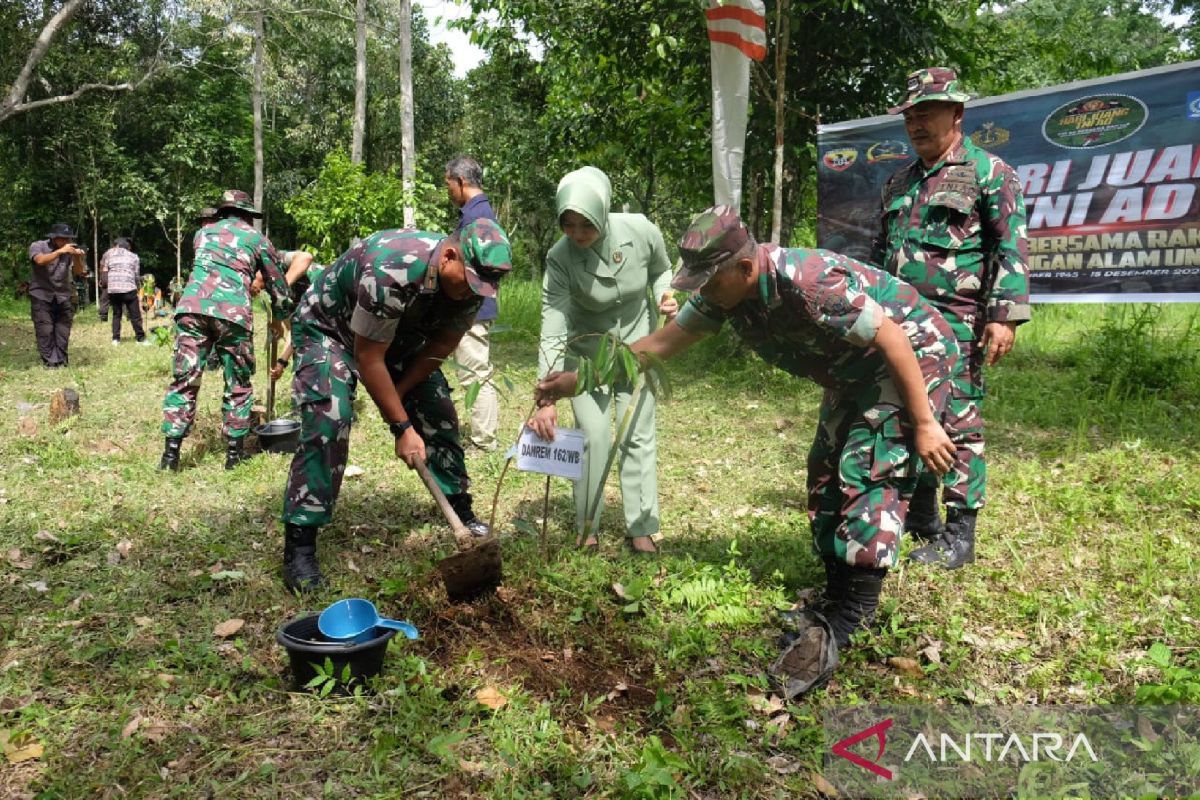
[
  {"left": 475, "top": 687, "right": 507, "bottom": 710},
  {"left": 17, "top": 417, "right": 37, "bottom": 437},
  {"left": 747, "top": 693, "right": 785, "bottom": 716},
  {"left": 133, "top": 616, "right": 153, "bottom": 627},
  {"left": 810, "top": 771, "right": 839, "bottom": 796},
  {"left": 121, "top": 716, "right": 142, "bottom": 739},
  {"left": 611, "top": 583, "right": 631, "bottom": 600},
  {"left": 25, "top": 581, "right": 48, "bottom": 593},
  {"left": 764, "top": 754, "right": 801, "bottom": 774},
  {"left": 920, "top": 644, "right": 942, "bottom": 665},
  {"left": 346, "top": 559, "right": 359, "bottom": 573},
  {"left": 140, "top": 719, "right": 170, "bottom": 742},
  {"left": 213, "top": 618, "right": 245, "bottom": 638},
  {"left": 116, "top": 540, "right": 133, "bottom": 558},
  {"left": 888, "top": 656, "right": 924, "bottom": 678},
  {"left": 344, "top": 465, "right": 365, "bottom": 478},
  {"left": 6, "top": 549, "right": 33, "bottom": 570},
  {"left": 33, "top": 531, "right": 59, "bottom": 543},
  {"left": 1, "top": 730, "right": 45, "bottom": 764}
]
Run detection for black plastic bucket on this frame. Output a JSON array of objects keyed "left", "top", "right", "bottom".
[
  {"left": 275, "top": 613, "right": 395, "bottom": 692},
  {"left": 255, "top": 419, "right": 301, "bottom": 454}
]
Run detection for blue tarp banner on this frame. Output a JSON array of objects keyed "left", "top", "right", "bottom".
[{"left": 816, "top": 61, "right": 1200, "bottom": 303}]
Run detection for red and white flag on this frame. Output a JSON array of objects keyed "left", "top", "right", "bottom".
[{"left": 706, "top": 0, "right": 767, "bottom": 211}]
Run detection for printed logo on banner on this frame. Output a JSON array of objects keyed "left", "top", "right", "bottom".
[
  {"left": 866, "top": 141, "right": 909, "bottom": 163},
  {"left": 822, "top": 148, "right": 858, "bottom": 171},
  {"left": 1187, "top": 92, "right": 1200, "bottom": 120},
  {"left": 1042, "top": 93, "right": 1149, "bottom": 149},
  {"left": 970, "top": 122, "right": 1011, "bottom": 149}
]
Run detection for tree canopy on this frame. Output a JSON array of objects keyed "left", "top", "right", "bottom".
[{"left": 0, "top": 0, "right": 1189, "bottom": 291}]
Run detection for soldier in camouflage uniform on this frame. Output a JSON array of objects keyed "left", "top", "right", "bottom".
[
  {"left": 159, "top": 190, "right": 292, "bottom": 471},
  {"left": 871, "top": 67, "right": 1031, "bottom": 570},
  {"left": 279, "top": 219, "right": 513, "bottom": 593},
  {"left": 538, "top": 206, "right": 962, "bottom": 694}
]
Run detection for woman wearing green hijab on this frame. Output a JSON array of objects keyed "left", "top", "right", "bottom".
[{"left": 529, "top": 166, "right": 677, "bottom": 553}]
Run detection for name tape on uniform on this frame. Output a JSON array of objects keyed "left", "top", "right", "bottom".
[{"left": 514, "top": 426, "right": 585, "bottom": 480}]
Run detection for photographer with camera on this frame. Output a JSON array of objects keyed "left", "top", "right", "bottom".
[{"left": 28, "top": 223, "right": 88, "bottom": 368}]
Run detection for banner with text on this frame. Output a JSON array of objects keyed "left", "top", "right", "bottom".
[{"left": 816, "top": 61, "right": 1200, "bottom": 302}]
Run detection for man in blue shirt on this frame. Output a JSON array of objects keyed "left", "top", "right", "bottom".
[{"left": 445, "top": 155, "right": 501, "bottom": 450}]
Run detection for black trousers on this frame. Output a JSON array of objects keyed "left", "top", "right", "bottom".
[
  {"left": 109, "top": 290, "right": 145, "bottom": 341},
  {"left": 30, "top": 294, "right": 75, "bottom": 367}
]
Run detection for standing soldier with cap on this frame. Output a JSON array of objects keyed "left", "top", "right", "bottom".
[
  {"left": 278, "top": 218, "right": 513, "bottom": 593},
  {"left": 28, "top": 223, "right": 88, "bottom": 368},
  {"left": 537, "top": 206, "right": 962, "bottom": 695},
  {"left": 158, "top": 190, "right": 291, "bottom": 471},
  {"left": 871, "top": 67, "right": 1031, "bottom": 570}
]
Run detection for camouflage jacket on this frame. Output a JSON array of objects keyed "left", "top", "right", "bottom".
[
  {"left": 176, "top": 218, "right": 291, "bottom": 330},
  {"left": 870, "top": 135, "right": 1031, "bottom": 341},
  {"left": 675, "top": 246, "right": 960, "bottom": 398},
  {"left": 294, "top": 229, "right": 480, "bottom": 361}
]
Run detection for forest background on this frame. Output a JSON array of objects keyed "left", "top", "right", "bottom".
[{"left": 1, "top": 0, "right": 1196, "bottom": 288}]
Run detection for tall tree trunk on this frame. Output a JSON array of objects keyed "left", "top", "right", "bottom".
[
  {"left": 175, "top": 209, "right": 182, "bottom": 284},
  {"left": 253, "top": 9, "right": 265, "bottom": 232},
  {"left": 770, "top": 0, "right": 789, "bottom": 245},
  {"left": 398, "top": 0, "right": 415, "bottom": 227},
  {"left": 91, "top": 207, "right": 99, "bottom": 303},
  {"left": 351, "top": 0, "right": 367, "bottom": 164}
]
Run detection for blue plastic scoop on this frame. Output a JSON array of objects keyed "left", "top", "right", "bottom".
[{"left": 317, "top": 598, "right": 420, "bottom": 644}]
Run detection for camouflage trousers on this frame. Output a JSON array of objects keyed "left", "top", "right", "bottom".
[
  {"left": 281, "top": 325, "right": 470, "bottom": 528},
  {"left": 161, "top": 313, "right": 255, "bottom": 439},
  {"left": 916, "top": 339, "right": 986, "bottom": 510},
  {"left": 807, "top": 377, "right": 954, "bottom": 569}
]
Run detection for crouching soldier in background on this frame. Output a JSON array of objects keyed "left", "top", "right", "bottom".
[
  {"left": 536, "top": 206, "right": 963, "bottom": 697},
  {"left": 279, "top": 219, "right": 512, "bottom": 593},
  {"left": 159, "top": 190, "right": 292, "bottom": 471}
]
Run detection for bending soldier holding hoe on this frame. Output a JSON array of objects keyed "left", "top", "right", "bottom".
[
  {"left": 537, "top": 206, "right": 963, "bottom": 696},
  {"left": 872, "top": 67, "right": 1031, "bottom": 570},
  {"left": 278, "top": 219, "right": 513, "bottom": 593}
]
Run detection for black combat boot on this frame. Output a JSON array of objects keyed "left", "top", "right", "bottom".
[
  {"left": 779, "top": 557, "right": 852, "bottom": 648},
  {"left": 904, "top": 483, "right": 945, "bottom": 542},
  {"left": 908, "top": 507, "right": 976, "bottom": 570},
  {"left": 825, "top": 566, "right": 888, "bottom": 649},
  {"left": 282, "top": 523, "right": 325, "bottom": 593},
  {"left": 224, "top": 436, "right": 246, "bottom": 470},
  {"left": 158, "top": 436, "right": 183, "bottom": 471},
  {"left": 447, "top": 492, "right": 489, "bottom": 537}
]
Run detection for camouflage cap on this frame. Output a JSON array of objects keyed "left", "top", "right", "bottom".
[
  {"left": 671, "top": 205, "right": 754, "bottom": 292},
  {"left": 216, "top": 189, "right": 262, "bottom": 218},
  {"left": 887, "top": 67, "right": 971, "bottom": 115},
  {"left": 458, "top": 218, "right": 513, "bottom": 298}
]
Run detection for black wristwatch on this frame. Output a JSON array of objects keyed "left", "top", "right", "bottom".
[
  {"left": 388, "top": 420, "right": 413, "bottom": 438},
  {"left": 275, "top": 358, "right": 288, "bottom": 367}
]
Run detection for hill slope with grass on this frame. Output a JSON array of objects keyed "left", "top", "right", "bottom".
[{"left": 1, "top": 289, "right": 1199, "bottom": 798}]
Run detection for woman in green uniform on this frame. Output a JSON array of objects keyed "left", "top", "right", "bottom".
[{"left": 529, "top": 166, "right": 677, "bottom": 553}]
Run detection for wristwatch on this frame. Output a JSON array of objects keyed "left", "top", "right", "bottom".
[
  {"left": 275, "top": 358, "right": 288, "bottom": 367},
  {"left": 388, "top": 420, "right": 413, "bottom": 438}
]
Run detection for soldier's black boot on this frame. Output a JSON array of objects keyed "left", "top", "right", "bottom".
[
  {"left": 158, "top": 436, "right": 183, "bottom": 471},
  {"left": 904, "top": 482, "right": 945, "bottom": 542},
  {"left": 282, "top": 523, "right": 325, "bottom": 593},
  {"left": 779, "top": 557, "right": 850, "bottom": 648},
  {"left": 447, "top": 492, "right": 489, "bottom": 537},
  {"left": 909, "top": 508, "right": 976, "bottom": 570},
  {"left": 825, "top": 566, "right": 888, "bottom": 649},
  {"left": 224, "top": 436, "right": 246, "bottom": 470}
]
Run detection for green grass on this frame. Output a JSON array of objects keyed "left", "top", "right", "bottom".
[{"left": 1, "top": 294, "right": 1199, "bottom": 798}]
